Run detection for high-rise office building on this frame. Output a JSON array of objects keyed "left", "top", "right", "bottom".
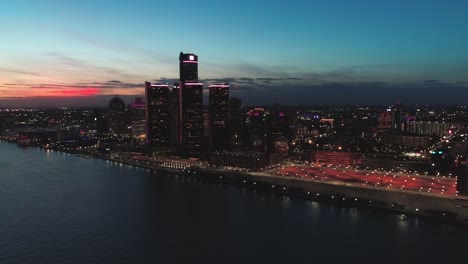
[
  {"left": 145, "top": 82, "right": 170, "bottom": 147},
  {"left": 392, "top": 101, "right": 402, "bottom": 130},
  {"left": 229, "top": 98, "right": 244, "bottom": 150},
  {"left": 178, "top": 52, "right": 203, "bottom": 153},
  {"left": 108, "top": 96, "right": 128, "bottom": 136},
  {"left": 168, "top": 83, "right": 180, "bottom": 147},
  {"left": 268, "top": 107, "right": 290, "bottom": 154},
  {"left": 209, "top": 83, "right": 229, "bottom": 150},
  {"left": 179, "top": 52, "right": 198, "bottom": 83},
  {"left": 130, "top": 97, "right": 146, "bottom": 140},
  {"left": 245, "top": 108, "right": 268, "bottom": 152}
]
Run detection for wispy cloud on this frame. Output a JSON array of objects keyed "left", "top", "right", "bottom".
[
  {"left": 1, "top": 54, "right": 468, "bottom": 106},
  {"left": 43, "top": 52, "right": 144, "bottom": 80},
  {"left": 0, "top": 67, "right": 41, "bottom": 76},
  {"left": 45, "top": 52, "right": 86, "bottom": 67},
  {"left": 1, "top": 79, "right": 467, "bottom": 106}
]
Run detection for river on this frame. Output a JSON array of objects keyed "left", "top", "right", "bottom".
[{"left": 0, "top": 142, "right": 467, "bottom": 263}]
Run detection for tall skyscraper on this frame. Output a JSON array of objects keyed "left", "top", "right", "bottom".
[
  {"left": 168, "top": 83, "right": 180, "bottom": 147},
  {"left": 245, "top": 108, "right": 268, "bottom": 152},
  {"left": 392, "top": 101, "right": 402, "bottom": 130},
  {"left": 229, "top": 98, "right": 244, "bottom": 150},
  {"left": 108, "top": 96, "right": 128, "bottom": 136},
  {"left": 209, "top": 83, "right": 230, "bottom": 150},
  {"left": 268, "top": 105, "right": 290, "bottom": 154},
  {"left": 178, "top": 52, "right": 204, "bottom": 153},
  {"left": 179, "top": 52, "right": 198, "bottom": 83},
  {"left": 130, "top": 97, "right": 146, "bottom": 141},
  {"left": 145, "top": 82, "right": 170, "bottom": 148}
]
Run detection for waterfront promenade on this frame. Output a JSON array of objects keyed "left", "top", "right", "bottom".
[
  {"left": 2, "top": 136, "right": 467, "bottom": 224},
  {"left": 108, "top": 155, "right": 468, "bottom": 225},
  {"left": 4, "top": 139, "right": 466, "bottom": 225}
]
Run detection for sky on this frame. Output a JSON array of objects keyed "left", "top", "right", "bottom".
[{"left": 0, "top": 0, "right": 468, "bottom": 106}]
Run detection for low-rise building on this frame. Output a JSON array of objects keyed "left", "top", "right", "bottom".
[
  {"left": 383, "top": 132, "right": 431, "bottom": 148},
  {"left": 311, "top": 151, "right": 361, "bottom": 166},
  {"left": 209, "top": 151, "right": 269, "bottom": 170}
]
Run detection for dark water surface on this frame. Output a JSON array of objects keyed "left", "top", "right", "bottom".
[{"left": 1, "top": 142, "right": 467, "bottom": 263}]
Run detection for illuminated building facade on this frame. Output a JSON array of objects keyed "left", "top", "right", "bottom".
[
  {"left": 145, "top": 82, "right": 170, "bottom": 147},
  {"left": 168, "top": 83, "right": 179, "bottom": 146},
  {"left": 130, "top": 97, "right": 146, "bottom": 140},
  {"left": 178, "top": 52, "right": 203, "bottom": 153},
  {"left": 404, "top": 122, "right": 453, "bottom": 137},
  {"left": 294, "top": 111, "right": 325, "bottom": 138},
  {"left": 209, "top": 83, "right": 230, "bottom": 150},
  {"left": 312, "top": 151, "right": 361, "bottom": 166},
  {"left": 179, "top": 52, "right": 198, "bottom": 83}
]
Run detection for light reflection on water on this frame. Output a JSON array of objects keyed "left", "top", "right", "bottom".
[
  {"left": 397, "top": 216, "right": 409, "bottom": 230},
  {"left": 1, "top": 142, "right": 468, "bottom": 263}
]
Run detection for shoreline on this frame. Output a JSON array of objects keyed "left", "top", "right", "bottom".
[
  {"left": 3, "top": 140, "right": 468, "bottom": 227},
  {"left": 107, "top": 156, "right": 468, "bottom": 228}
]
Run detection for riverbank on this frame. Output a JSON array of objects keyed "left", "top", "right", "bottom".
[
  {"left": 108, "top": 156, "right": 468, "bottom": 227},
  {"left": 4, "top": 140, "right": 468, "bottom": 227}
]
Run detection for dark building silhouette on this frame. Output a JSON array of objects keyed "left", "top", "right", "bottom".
[
  {"left": 392, "top": 101, "right": 402, "bottom": 130},
  {"left": 130, "top": 97, "right": 146, "bottom": 140},
  {"left": 108, "top": 96, "right": 128, "bottom": 135},
  {"left": 145, "top": 82, "right": 170, "bottom": 147},
  {"left": 268, "top": 106, "right": 290, "bottom": 154},
  {"left": 229, "top": 98, "right": 244, "bottom": 150},
  {"left": 168, "top": 83, "right": 179, "bottom": 147},
  {"left": 90, "top": 108, "right": 108, "bottom": 134},
  {"left": 203, "top": 107, "right": 210, "bottom": 138},
  {"left": 458, "top": 173, "right": 468, "bottom": 195},
  {"left": 294, "top": 110, "right": 325, "bottom": 139},
  {"left": 178, "top": 52, "right": 203, "bottom": 154},
  {"left": 208, "top": 151, "right": 269, "bottom": 170},
  {"left": 179, "top": 52, "right": 198, "bottom": 83},
  {"left": 202, "top": 107, "right": 211, "bottom": 152},
  {"left": 209, "top": 83, "right": 230, "bottom": 151},
  {"left": 245, "top": 108, "right": 268, "bottom": 152},
  {"left": 455, "top": 160, "right": 468, "bottom": 195}
]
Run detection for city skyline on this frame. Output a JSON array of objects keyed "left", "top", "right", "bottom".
[
  {"left": 1, "top": 0, "right": 468, "bottom": 106},
  {"left": 2, "top": 2, "right": 468, "bottom": 262}
]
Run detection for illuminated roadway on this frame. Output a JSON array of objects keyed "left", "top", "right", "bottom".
[
  {"left": 112, "top": 156, "right": 468, "bottom": 221},
  {"left": 268, "top": 164, "right": 457, "bottom": 197}
]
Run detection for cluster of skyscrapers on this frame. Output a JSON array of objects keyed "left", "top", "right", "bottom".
[{"left": 145, "top": 52, "right": 229, "bottom": 155}]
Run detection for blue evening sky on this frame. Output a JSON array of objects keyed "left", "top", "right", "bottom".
[{"left": 0, "top": 0, "right": 467, "bottom": 105}]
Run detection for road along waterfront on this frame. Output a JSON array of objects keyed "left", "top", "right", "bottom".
[
  {"left": 2, "top": 141, "right": 468, "bottom": 263},
  {"left": 5, "top": 138, "right": 467, "bottom": 226},
  {"left": 109, "top": 155, "right": 468, "bottom": 226}
]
